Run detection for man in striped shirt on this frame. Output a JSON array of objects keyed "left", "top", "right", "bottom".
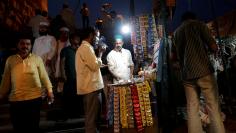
[{"left": 174, "top": 11, "right": 225, "bottom": 133}]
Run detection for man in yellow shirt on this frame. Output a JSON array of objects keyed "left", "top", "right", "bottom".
[{"left": 0, "top": 34, "right": 54, "bottom": 133}]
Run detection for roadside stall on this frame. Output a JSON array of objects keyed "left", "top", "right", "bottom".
[{"left": 106, "top": 79, "right": 157, "bottom": 133}]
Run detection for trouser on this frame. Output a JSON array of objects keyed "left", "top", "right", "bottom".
[
  {"left": 183, "top": 74, "right": 225, "bottom": 133},
  {"left": 63, "top": 79, "right": 84, "bottom": 118},
  {"left": 9, "top": 97, "right": 42, "bottom": 133},
  {"left": 83, "top": 90, "right": 101, "bottom": 133}
]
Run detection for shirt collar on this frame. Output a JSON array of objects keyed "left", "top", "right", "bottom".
[
  {"left": 82, "top": 40, "right": 93, "bottom": 48},
  {"left": 16, "top": 53, "right": 32, "bottom": 59},
  {"left": 114, "top": 48, "right": 123, "bottom": 53}
]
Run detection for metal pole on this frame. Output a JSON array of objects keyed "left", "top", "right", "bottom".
[{"left": 130, "top": 0, "right": 135, "bottom": 16}]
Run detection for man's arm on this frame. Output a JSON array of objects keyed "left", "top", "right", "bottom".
[
  {"left": 47, "top": 37, "right": 58, "bottom": 65},
  {"left": 83, "top": 45, "right": 102, "bottom": 72},
  {"left": 128, "top": 51, "right": 134, "bottom": 78},
  {"left": 130, "top": 65, "right": 134, "bottom": 79},
  {"left": 208, "top": 42, "right": 218, "bottom": 53},
  {"left": 37, "top": 57, "right": 54, "bottom": 103},
  {"left": 37, "top": 57, "right": 53, "bottom": 92},
  {"left": 200, "top": 23, "right": 218, "bottom": 53}
]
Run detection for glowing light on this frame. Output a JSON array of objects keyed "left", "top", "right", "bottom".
[{"left": 121, "top": 24, "right": 131, "bottom": 34}]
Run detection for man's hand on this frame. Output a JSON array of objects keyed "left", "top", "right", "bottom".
[
  {"left": 115, "top": 76, "right": 121, "bottom": 81},
  {"left": 98, "top": 45, "right": 106, "bottom": 58},
  {"left": 209, "top": 43, "right": 219, "bottom": 53},
  {"left": 57, "top": 81, "right": 64, "bottom": 93},
  {"left": 100, "top": 64, "right": 108, "bottom": 68},
  {"left": 47, "top": 92, "right": 54, "bottom": 105}
]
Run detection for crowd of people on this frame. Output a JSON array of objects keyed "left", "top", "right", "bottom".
[
  {"left": 0, "top": 2, "right": 234, "bottom": 133},
  {"left": 0, "top": 3, "right": 135, "bottom": 133}
]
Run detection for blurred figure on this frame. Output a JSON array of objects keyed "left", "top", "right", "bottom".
[
  {"left": 218, "top": 55, "right": 236, "bottom": 104},
  {"left": 50, "top": 15, "right": 66, "bottom": 39},
  {"left": 60, "top": 33, "right": 82, "bottom": 118},
  {"left": 227, "top": 56, "right": 236, "bottom": 102},
  {"left": 75, "top": 27, "right": 105, "bottom": 133},
  {"left": 32, "top": 21, "right": 57, "bottom": 79},
  {"left": 80, "top": 3, "right": 90, "bottom": 29},
  {"left": 107, "top": 34, "right": 134, "bottom": 83},
  {"left": 0, "top": 34, "right": 54, "bottom": 133},
  {"left": 42, "top": 10, "right": 49, "bottom": 21},
  {"left": 55, "top": 27, "right": 70, "bottom": 93},
  {"left": 173, "top": 11, "right": 225, "bottom": 133},
  {"left": 28, "top": 9, "right": 48, "bottom": 38},
  {"left": 60, "top": 3, "right": 76, "bottom": 33},
  {"left": 93, "top": 29, "right": 110, "bottom": 122}
]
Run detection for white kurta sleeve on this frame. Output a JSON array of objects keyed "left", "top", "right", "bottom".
[{"left": 47, "top": 37, "right": 57, "bottom": 60}]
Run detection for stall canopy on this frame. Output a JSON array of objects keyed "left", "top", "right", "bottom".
[{"left": 171, "top": 0, "right": 236, "bottom": 31}]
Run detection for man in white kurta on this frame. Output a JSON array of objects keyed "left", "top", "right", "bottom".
[
  {"left": 54, "top": 27, "right": 70, "bottom": 79},
  {"left": 107, "top": 35, "right": 134, "bottom": 83},
  {"left": 28, "top": 9, "right": 48, "bottom": 38},
  {"left": 32, "top": 22, "right": 57, "bottom": 77}
]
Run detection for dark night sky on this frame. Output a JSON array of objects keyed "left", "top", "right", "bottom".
[
  {"left": 48, "top": 0, "right": 153, "bottom": 28},
  {"left": 171, "top": 0, "right": 236, "bottom": 31}
]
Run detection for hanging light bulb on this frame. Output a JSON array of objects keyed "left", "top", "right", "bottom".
[{"left": 121, "top": 24, "right": 131, "bottom": 34}]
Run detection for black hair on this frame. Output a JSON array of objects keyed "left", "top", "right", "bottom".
[
  {"left": 16, "top": 32, "right": 33, "bottom": 45},
  {"left": 83, "top": 3, "right": 87, "bottom": 7},
  {"left": 81, "top": 27, "right": 95, "bottom": 40},
  {"left": 42, "top": 10, "right": 48, "bottom": 17},
  {"left": 69, "top": 32, "right": 80, "bottom": 40},
  {"left": 181, "top": 11, "right": 197, "bottom": 22},
  {"left": 35, "top": 9, "right": 41, "bottom": 15},
  {"left": 110, "top": 10, "right": 117, "bottom": 18}
]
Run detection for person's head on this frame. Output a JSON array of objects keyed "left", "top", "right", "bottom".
[
  {"left": 81, "top": 27, "right": 96, "bottom": 44},
  {"left": 82, "top": 3, "right": 87, "bottom": 7},
  {"left": 95, "top": 18, "right": 103, "bottom": 30},
  {"left": 59, "top": 27, "right": 70, "bottom": 41},
  {"left": 39, "top": 21, "right": 49, "bottom": 36},
  {"left": 70, "top": 33, "right": 81, "bottom": 48},
  {"left": 114, "top": 34, "right": 124, "bottom": 51},
  {"left": 42, "top": 10, "right": 48, "bottom": 18},
  {"left": 55, "top": 15, "right": 62, "bottom": 20},
  {"left": 17, "top": 34, "right": 32, "bottom": 58},
  {"left": 35, "top": 9, "right": 41, "bottom": 15},
  {"left": 181, "top": 11, "right": 197, "bottom": 22},
  {"left": 110, "top": 11, "right": 117, "bottom": 19}
]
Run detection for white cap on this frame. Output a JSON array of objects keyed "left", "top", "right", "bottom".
[
  {"left": 39, "top": 21, "right": 49, "bottom": 26},
  {"left": 59, "top": 27, "right": 70, "bottom": 32}
]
